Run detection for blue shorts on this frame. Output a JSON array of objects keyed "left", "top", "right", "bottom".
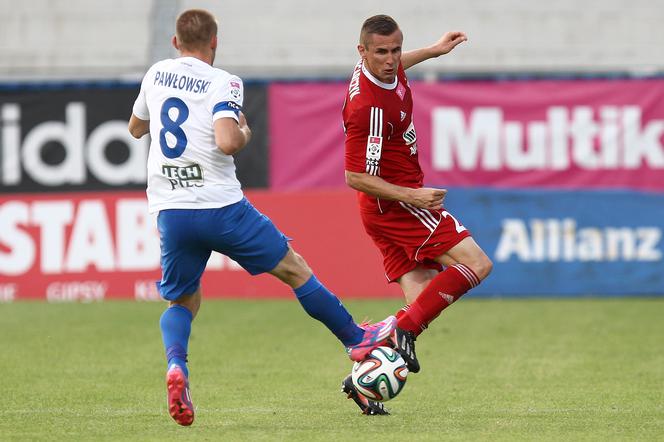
[{"left": 156, "top": 197, "right": 289, "bottom": 301}]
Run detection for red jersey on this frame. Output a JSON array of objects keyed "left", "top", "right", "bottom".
[{"left": 343, "top": 60, "right": 423, "bottom": 214}]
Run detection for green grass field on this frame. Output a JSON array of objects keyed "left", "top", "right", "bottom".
[{"left": 1, "top": 298, "right": 663, "bottom": 441}]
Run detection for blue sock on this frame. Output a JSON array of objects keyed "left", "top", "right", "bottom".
[
  {"left": 159, "top": 304, "right": 193, "bottom": 377},
  {"left": 293, "top": 275, "right": 364, "bottom": 347}
]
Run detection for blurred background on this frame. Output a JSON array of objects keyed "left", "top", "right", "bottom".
[{"left": 1, "top": 0, "right": 663, "bottom": 301}]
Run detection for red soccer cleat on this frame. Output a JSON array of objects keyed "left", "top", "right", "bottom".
[
  {"left": 346, "top": 316, "right": 397, "bottom": 362},
  {"left": 166, "top": 365, "right": 195, "bottom": 426}
]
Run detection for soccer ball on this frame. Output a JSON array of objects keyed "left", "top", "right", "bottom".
[{"left": 351, "top": 346, "right": 408, "bottom": 402}]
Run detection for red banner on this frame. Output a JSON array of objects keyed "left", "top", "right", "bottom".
[
  {"left": 0, "top": 190, "right": 403, "bottom": 301},
  {"left": 269, "top": 79, "right": 664, "bottom": 191}
]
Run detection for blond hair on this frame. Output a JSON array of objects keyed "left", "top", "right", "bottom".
[{"left": 175, "top": 9, "right": 218, "bottom": 51}]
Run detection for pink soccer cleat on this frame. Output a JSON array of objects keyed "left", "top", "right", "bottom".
[
  {"left": 346, "top": 316, "right": 397, "bottom": 362},
  {"left": 166, "top": 365, "right": 195, "bottom": 426}
]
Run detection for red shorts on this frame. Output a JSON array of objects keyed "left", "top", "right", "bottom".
[{"left": 361, "top": 201, "right": 471, "bottom": 282}]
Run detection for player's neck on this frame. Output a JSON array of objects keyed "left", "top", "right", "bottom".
[
  {"left": 178, "top": 50, "right": 214, "bottom": 66},
  {"left": 361, "top": 61, "right": 397, "bottom": 89}
]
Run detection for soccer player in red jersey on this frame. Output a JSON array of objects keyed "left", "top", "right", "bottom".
[{"left": 342, "top": 15, "right": 493, "bottom": 391}]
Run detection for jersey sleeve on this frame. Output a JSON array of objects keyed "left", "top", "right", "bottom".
[
  {"left": 131, "top": 67, "right": 152, "bottom": 120},
  {"left": 210, "top": 75, "right": 243, "bottom": 122},
  {"left": 344, "top": 105, "right": 385, "bottom": 176}
]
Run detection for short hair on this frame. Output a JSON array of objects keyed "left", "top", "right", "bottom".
[
  {"left": 175, "top": 9, "right": 218, "bottom": 51},
  {"left": 360, "top": 15, "right": 400, "bottom": 47}
]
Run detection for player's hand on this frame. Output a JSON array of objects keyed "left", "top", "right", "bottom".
[
  {"left": 407, "top": 187, "right": 447, "bottom": 210},
  {"left": 429, "top": 31, "right": 467, "bottom": 57}
]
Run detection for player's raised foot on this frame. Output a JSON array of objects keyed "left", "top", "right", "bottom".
[
  {"left": 166, "top": 365, "right": 195, "bottom": 426},
  {"left": 390, "top": 327, "right": 420, "bottom": 373},
  {"left": 346, "top": 316, "right": 397, "bottom": 362},
  {"left": 341, "top": 375, "right": 389, "bottom": 415}
]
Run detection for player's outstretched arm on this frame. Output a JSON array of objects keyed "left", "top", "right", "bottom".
[
  {"left": 345, "top": 170, "right": 447, "bottom": 210},
  {"left": 214, "top": 112, "right": 252, "bottom": 155},
  {"left": 401, "top": 31, "right": 467, "bottom": 70},
  {"left": 128, "top": 114, "right": 150, "bottom": 139}
]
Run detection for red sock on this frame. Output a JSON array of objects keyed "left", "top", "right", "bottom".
[
  {"left": 397, "top": 264, "right": 480, "bottom": 336},
  {"left": 395, "top": 307, "right": 407, "bottom": 320}
]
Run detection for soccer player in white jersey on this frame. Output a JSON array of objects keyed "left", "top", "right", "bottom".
[{"left": 128, "top": 9, "right": 396, "bottom": 426}]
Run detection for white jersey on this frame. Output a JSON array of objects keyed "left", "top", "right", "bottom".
[{"left": 132, "top": 56, "right": 244, "bottom": 213}]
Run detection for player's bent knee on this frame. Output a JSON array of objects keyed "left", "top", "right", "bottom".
[
  {"left": 287, "top": 252, "right": 313, "bottom": 284},
  {"left": 473, "top": 255, "right": 493, "bottom": 281},
  {"left": 287, "top": 248, "right": 312, "bottom": 272},
  {"left": 270, "top": 249, "right": 312, "bottom": 287},
  {"left": 459, "top": 250, "right": 492, "bottom": 282}
]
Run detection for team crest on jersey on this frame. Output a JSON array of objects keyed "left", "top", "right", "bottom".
[
  {"left": 229, "top": 81, "right": 241, "bottom": 100},
  {"left": 396, "top": 83, "right": 406, "bottom": 100}
]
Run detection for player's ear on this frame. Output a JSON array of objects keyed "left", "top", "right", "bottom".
[
  {"left": 211, "top": 35, "right": 218, "bottom": 51},
  {"left": 357, "top": 44, "right": 367, "bottom": 59},
  {"left": 172, "top": 35, "right": 179, "bottom": 51}
]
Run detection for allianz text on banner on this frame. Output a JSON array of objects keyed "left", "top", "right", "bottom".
[{"left": 446, "top": 188, "right": 664, "bottom": 296}]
